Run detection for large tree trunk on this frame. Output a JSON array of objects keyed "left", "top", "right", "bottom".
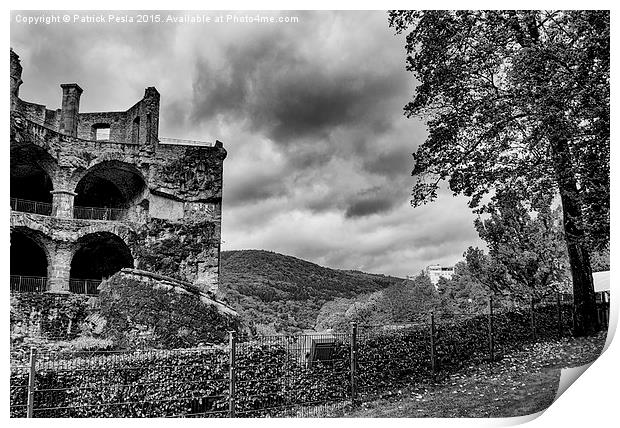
[{"left": 551, "top": 137, "right": 599, "bottom": 336}]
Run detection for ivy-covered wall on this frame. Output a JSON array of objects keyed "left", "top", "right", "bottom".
[
  {"left": 10, "top": 272, "right": 240, "bottom": 362},
  {"left": 133, "top": 217, "right": 220, "bottom": 294},
  {"left": 97, "top": 274, "right": 240, "bottom": 349},
  {"left": 10, "top": 293, "right": 94, "bottom": 361}
]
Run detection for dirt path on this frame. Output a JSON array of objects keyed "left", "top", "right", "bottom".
[{"left": 330, "top": 333, "right": 606, "bottom": 418}]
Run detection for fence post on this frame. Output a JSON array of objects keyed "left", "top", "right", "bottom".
[
  {"left": 26, "top": 347, "right": 37, "bottom": 418},
  {"left": 556, "top": 291, "right": 562, "bottom": 337},
  {"left": 530, "top": 295, "right": 536, "bottom": 340},
  {"left": 429, "top": 312, "right": 436, "bottom": 373},
  {"left": 487, "top": 297, "right": 494, "bottom": 362},
  {"left": 228, "top": 331, "right": 236, "bottom": 418},
  {"left": 350, "top": 322, "right": 358, "bottom": 406}
]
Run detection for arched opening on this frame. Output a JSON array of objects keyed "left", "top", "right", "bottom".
[
  {"left": 10, "top": 147, "right": 53, "bottom": 215},
  {"left": 70, "top": 232, "right": 133, "bottom": 294},
  {"left": 10, "top": 230, "right": 48, "bottom": 292},
  {"left": 74, "top": 161, "right": 147, "bottom": 220}
]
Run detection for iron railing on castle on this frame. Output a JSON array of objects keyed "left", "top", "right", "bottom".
[
  {"left": 10, "top": 276, "right": 101, "bottom": 295},
  {"left": 159, "top": 137, "right": 214, "bottom": 147},
  {"left": 10, "top": 198, "right": 52, "bottom": 216},
  {"left": 73, "top": 206, "right": 126, "bottom": 221},
  {"left": 68, "top": 279, "right": 101, "bottom": 295},
  {"left": 11, "top": 198, "right": 126, "bottom": 221},
  {"left": 10, "top": 275, "right": 48, "bottom": 293}
]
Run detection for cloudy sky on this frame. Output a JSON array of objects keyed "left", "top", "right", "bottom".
[{"left": 11, "top": 10, "right": 484, "bottom": 277}]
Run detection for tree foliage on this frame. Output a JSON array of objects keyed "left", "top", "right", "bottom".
[
  {"left": 315, "top": 274, "right": 440, "bottom": 331},
  {"left": 472, "top": 188, "right": 570, "bottom": 299},
  {"left": 219, "top": 250, "right": 402, "bottom": 333},
  {"left": 435, "top": 261, "right": 492, "bottom": 315},
  {"left": 389, "top": 10, "right": 609, "bottom": 335}
]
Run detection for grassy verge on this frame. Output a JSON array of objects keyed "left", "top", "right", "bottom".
[{"left": 329, "top": 333, "right": 606, "bottom": 418}]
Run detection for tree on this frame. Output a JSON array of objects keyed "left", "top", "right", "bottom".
[
  {"left": 389, "top": 10, "right": 609, "bottom": 335},
  {"left": 382, "top": 274, "right": 439, "bottom": 321},
  {"left": 436, "top": 262, "right": 490, "bottom": 315},
  {"left": 314, "top": 297, "right": 354, "bottom": 331},
  {"left": 473, "top": 187, "right": 571, "bottom": 301},
  {"left": 590, "top": 246, "right": 610, "bottom": 273}
]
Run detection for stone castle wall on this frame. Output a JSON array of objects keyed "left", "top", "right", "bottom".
[{"left": 10, "top": 49, "right": 226, "bottom": 295}]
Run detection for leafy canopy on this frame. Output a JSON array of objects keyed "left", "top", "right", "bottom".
[
  {"left": 472, "top": 187, "right": 570, "bottom": 299},
  {"left": 389, "top": 10, "right": 609, "bottom": 250}
]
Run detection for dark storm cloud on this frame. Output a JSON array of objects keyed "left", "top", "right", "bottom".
[
  {"left": 225, "top": 171, "right": 288, "bottom": 207},
  {"left": 189, "top": 20, "right": 406, "bottom": 147},
  {"left": 362, "top": 149, "right": 414, "bottom": 178},
  {"left": 184, "top": 12, "right": 420, "bottom": 220},
  {"left": 11, "top": 13, "right": 173, "bottom": 111},
  {"left": 344, "top": 187, "right": 400, "bottom": 218}
]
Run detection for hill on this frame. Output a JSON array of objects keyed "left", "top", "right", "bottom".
[{"left": 218, "top": 250, "right": 403, "bottom": 333}]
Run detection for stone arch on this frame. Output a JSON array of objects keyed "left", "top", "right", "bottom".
[
  {"left": 74, "top": 222, "right": 137, "bottom": 244},
  {"left": 72, "top": 160, "right": 148, "bottom": 220},
  {"left": 71, "top": 154, "right": 148, "bottom": 185},
  {"left": 10, "top": 227, "right": 51, "bottom": 291},
  {"left": 70, "top": 231, "right": 134, "bottom": 283},
  {"left": 10, "top": 145, "right": 55, "bottom": 211}
]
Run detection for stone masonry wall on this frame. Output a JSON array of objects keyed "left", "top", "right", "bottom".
[
  {"left": 11, "top": 109, "right": 225, "bottom": 294},
  {"left": 10, "top": 48, "right": 225, "bottom": 295}
]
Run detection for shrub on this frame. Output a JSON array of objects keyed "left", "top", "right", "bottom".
[
  {"left": 98, "top": 275, "right": 241, "bottom": 349},
  {"left": 10, "top": 339, "right": 352, "bottom": 418}
]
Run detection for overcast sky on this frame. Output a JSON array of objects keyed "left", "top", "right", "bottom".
[{"left": 11, "top": 10, "right": 484, "bottom": 277}]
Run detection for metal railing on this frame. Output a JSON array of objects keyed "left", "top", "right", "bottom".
[
  {"left": 159, "top": 137, "right": 214, "bottom": 147},
  {"left": 10, "top": 198, "right": 52, "bottom": 216},
  {"left": 9, "top": 276, "right": 100, "bottom": 295},
  {"left": 73, "top": 205, "right": 126, "bottom": 221},
  {"left": 68, "top": 278, "right": 101, "bottom": 295},
  {"left": 10, "top": 275, "right": 47, "bottom": 293}
]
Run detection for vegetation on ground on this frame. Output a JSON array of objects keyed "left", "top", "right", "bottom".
[{"left": 329, "top": 332, "right": 605, "bottom": 417}]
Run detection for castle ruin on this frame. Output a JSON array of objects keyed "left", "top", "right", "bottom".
[{"left": 10, "top": 48, "right": 226, "bottom": 297}]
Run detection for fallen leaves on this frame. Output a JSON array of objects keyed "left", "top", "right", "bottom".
[{"left": 334, "top": 332, "right": 606, "bottom": 418}]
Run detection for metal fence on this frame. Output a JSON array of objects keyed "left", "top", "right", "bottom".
[
  {"left": 10, "top": 296, "right": 608, "bottom": 418},
  {"left": 10, "top": 275, "right": 48, "bottom": 293},
  {"left": 10, "top": 334, "right": 352, "bottom": 418},
  {"left": 73, "top": 206, "right": 126, "bottom": 221},
  {"left": 68, "top": 279, "right": 101, "bottom": 295},
  {"left": 11, "top": 198, "right": 52, "bottom": 216},
  {"left": 9, "top": 277, "right": 101, "bottom": 295}
]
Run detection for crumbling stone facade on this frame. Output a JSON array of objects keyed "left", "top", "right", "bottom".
[{"left": 10, "top": 48, "right": 226, "bottom": 296}]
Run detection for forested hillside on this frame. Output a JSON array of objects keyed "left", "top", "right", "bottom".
[{"left": 218, "top": 250, "right": 403, "bottom": 333}]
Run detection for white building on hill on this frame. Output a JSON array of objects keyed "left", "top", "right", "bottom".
[{"left": 426, "top": 264, "right": 455, "bottom": 287}]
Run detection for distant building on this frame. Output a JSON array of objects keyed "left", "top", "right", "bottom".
[{"left": 425, "top": 264, "right": 455, "bottom": 286}]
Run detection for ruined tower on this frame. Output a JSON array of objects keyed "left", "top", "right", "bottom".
[{"left": 9, "top": 49, "right": 226, "bottom": 296}]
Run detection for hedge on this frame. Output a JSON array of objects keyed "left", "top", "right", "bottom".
[{"left": 11, "top": 303, "right": 576, "bottom": 417}]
